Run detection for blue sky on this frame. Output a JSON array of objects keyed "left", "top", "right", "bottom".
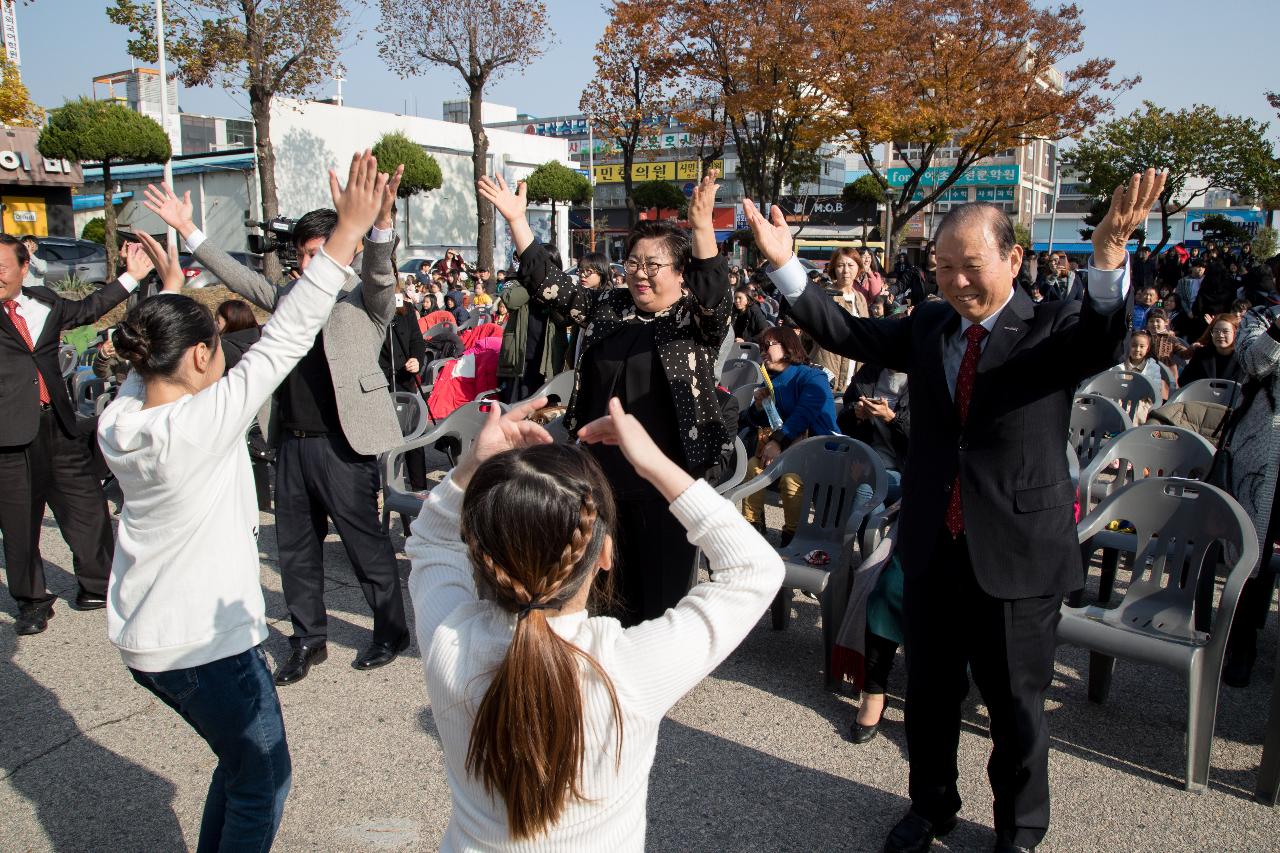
[{"left": 16, "top": 1, "right": 1280, "bottom": 138}]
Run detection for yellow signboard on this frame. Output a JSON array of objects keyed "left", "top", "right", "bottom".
[
  {"left": 2, "top": 196, "right": 47, "bottom": 236},
  {"left": 593, "top": 159, "right": 724, "bottom": 184}
]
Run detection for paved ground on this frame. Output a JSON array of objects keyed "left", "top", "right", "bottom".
[{"left": 4, "top": 459, "right": 1280, "bottom": 852}]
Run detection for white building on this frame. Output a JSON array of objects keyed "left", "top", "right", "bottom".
[{"left": 270, "top": 98, "right": 574, "bottom": 263}]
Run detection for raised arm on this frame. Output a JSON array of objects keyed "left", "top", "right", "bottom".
[
  {"left": 172, "top": 152, "right": 387, "bottom": 454},
  {"left": 1236, "top": 308, "right": 1280, "bottom": 380},
  {"left": 683, "top": 170, "right": 733, "bottom": 346},
  {"left": 578, "top": 398, "right": 783, "bottom": 716},
  {"left": 358, "top": 164, "right": 404, "bottom": 328},
  {"left": 57, "top": 242, "right": 153, "bottom": 330},
  {"left": 142, "top": 182, "right": 282, "bottom": 312}
]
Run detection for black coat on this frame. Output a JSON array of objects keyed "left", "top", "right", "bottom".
[
  {"left": 787, "top": 282, "right": 1129, "bottom": 599},
  {"left": 380, "top": 310, "right": 427, "bottom": 392},
  {"left": 520, "top": 241, "right": 734, "bottom": 473},
  {"left": 733, "top": 303, "right": 772, "bottom": 342},
  {"left": 0, "top": 281, "right": 130, "bottom": 445},
  {"left": 220, "top": 325, "right": 262, "bottom": 373}
]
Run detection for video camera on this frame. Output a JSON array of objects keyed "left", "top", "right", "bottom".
[{"left": 245, "top": 216, "right": 300, "bottom": 273}]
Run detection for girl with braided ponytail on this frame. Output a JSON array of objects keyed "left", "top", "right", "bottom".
[{"left": 407, "top": 396, "right": 784, "bottom": 849}]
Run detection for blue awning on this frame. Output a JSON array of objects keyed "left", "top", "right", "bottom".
[
  {"left": 71, "top": 191, "right": 133, "bottom": 211},
  {"left": 81, "top": 152, "right": 255, "bottom": 182},
  {"left": 1031, "top": 241, "right": 1094, "bottom": 253}
]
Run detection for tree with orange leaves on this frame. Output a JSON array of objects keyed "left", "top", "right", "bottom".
[
  {"left": 579, "top": 3, "right": 682, "bottom": 229},
  {"left": 620, "top": 0, "right": 832, "bottom": 203},
  {"left": 818, "top": 0, "right": 1135, "bottom": 252}
]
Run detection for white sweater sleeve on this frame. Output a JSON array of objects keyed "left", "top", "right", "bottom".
[
  {"left": 172, "top": 249, "right": 353, "bottom": 454},
  {"left": 405, "top": 473, "right": 475, "bottom": 661},
  {"left": 613, "top": 480, "right": 784, "bottom": 717}
]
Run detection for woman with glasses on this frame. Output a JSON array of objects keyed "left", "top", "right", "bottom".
[
  {"left": 478, "top": 170, "right": 733, "bottom": 626},
  {"left": 1181, "top": 312, "right": 1245, "bottom": 384},
  {"left": 570, "top": 252, "right": 612, "bottom": 365}
]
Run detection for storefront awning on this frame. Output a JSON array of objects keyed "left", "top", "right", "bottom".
[{"left": 71, "top": 191, "right": 134, "bottom": 211}]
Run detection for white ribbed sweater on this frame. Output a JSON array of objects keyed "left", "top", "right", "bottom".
[{"left": 406, "top": 476, "right": 784, "bottom": 851}]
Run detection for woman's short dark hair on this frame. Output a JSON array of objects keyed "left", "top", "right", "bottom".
[
  {"left": 216, "top": 300, "right": 257, "bottom": 334},
  {"left": 292, "top": 208, "right": 338, "bottom": 249},
  {"left": 624, "top": 220, "right": 691, "bottom": 272},
  {"left": 757, "top": 325, "right": 808, "bottom": 365},
  {"left": 578, "top": 251, "right": 610, "bottom": 282},
  {"left": 113, "top": 295, "right": 219, "bottom": 379}
]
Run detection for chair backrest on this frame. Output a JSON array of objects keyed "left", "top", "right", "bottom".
[
  {"left": 719, "top": 359, "right": 761, "bottom": 391},
  {"left": 1168, "top": 378, "right": 1240, "bottom": 408},
  {"left": 1079, "top": 369, "right": 1159, "bottom": 420},
  {"left": 1078, "top": 478, "right": 1258, "bottom": 641},
  {"left": 731, "top": 342, "right": 762, "bottom": 364},
  {"left": 774, "top": 435, "right": 887, "bottom": 546},
  {"left": 423, "top": 359, "right": 448, "bottom": 390},
  {"left": 75, "top": 376, "right": 107, "bottom": 415},
  {"left": 433, "top": 399, "right": 508, "bottom": 460},
  {"left": 528, "top": 370, "right": 576, "bottom": 406},
  {"left": 1069, "top": 393, "right": 1133, "bottom": 468},
  {"left": 730, "top": 383, "right": 760, "bottom": 416},
  {"left": 1157, "top": 360, "right": 1176, "bottom": 394},
  {"left": 713, "top": 437, "right": 749, "bottom": 495},
  {"left": 58, "top": 344, "right": 77, "bottom": 378},
  {"left": 1078, "top": 425, "right": 1216, "bottom": 515},
  {"left": 391, "top": 391, "right": 429, "bottom": 441}
]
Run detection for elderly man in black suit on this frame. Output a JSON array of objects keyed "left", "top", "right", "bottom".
[
  {"left": 744, "top": 169, "right": 1166, "bottom": 853},
  {"left": 0, "top": 236, "right": 156, "bottom": 634}
]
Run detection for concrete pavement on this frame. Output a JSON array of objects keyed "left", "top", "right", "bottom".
[{"left": 4, "top": 470, "right": 1280, "bottom": 851}]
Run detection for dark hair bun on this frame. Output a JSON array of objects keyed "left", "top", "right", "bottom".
[{"left": 112, "top": 321, "right": 151, "bottom": 367}]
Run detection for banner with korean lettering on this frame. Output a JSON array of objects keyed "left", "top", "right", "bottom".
[
  {"left": 886, "top": 164, "right": 1020, "bottom": 187},
  {"left": 593, "top": 159, "right": 723, "bottom": 184}
]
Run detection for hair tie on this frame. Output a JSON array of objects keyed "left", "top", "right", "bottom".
[{"left": 517, "top": 601, "right": 556, "bottom": 620}]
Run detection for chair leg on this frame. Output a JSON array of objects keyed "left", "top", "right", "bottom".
[
  {"left": 1186, "top": 657, "right": 1217, "bottom": 792},
  {"left": 1087, "top": 651, "right": 1115, "bottom": 703},
  {"left": 771, "top": 589, "right": 791, "bottom": 630},
  {"left": 1098, "top": 548, "right": 1121, "bottom": 604},
  {"left": 819, "top": 582, "right": 847, "bottom": 694}
]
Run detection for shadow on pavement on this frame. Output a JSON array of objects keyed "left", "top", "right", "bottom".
[{"left": 0, "top": 625, "right": 185, "bottom": 851}]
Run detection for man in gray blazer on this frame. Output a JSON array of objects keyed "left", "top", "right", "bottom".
[{"left": 143, "top": 167, "right": 409, "bottom": 682}]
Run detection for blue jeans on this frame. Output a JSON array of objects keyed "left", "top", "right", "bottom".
[{"left": 131, "top": 646, "right": 292, "bottom": 852}]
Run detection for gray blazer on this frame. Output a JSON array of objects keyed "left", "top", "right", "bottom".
[{"left": 194, "top": 236, "right": 403, "bottom": 457}]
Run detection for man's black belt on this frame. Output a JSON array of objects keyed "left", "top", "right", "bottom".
[{"left": 288, "top": 429, "right": 329, "bottom": 438}]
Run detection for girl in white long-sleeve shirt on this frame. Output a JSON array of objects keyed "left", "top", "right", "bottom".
[
  {"left": 96, "top": 153, "right": 388, "bottom": 853},
  {"left": 406, "top": 396, "right": 784, "bottom": 850}
]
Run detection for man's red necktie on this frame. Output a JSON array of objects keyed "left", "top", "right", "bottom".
[
  {"left": 945, "top": 324, "right": 988, "bottom": 536},
  {"left": 5, "top": 300, "right": 51, "bottom": 405}
]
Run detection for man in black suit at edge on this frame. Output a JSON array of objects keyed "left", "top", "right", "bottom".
[
  {"left": 743, "top": 168, "right": 1167, "bottom": 853},
  {"left": 0, "top": 237, "right": 156, "bottom": 635}
]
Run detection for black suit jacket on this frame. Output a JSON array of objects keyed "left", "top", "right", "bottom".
[
  {"left": 788, "top": 282, "right": 1129, "bottom": 598},
  {"left": 0, "top": 282, "right": 131, "bottom": 446}
]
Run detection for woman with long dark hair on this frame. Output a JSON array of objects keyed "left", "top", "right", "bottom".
[
  {"left": 1181, "top": 312, "right": 1245, "bottom": 384},
  {"left": 215, "top": 299, "right": 261, "bottom": 371},
  {"left": 96, "top": 153, "right": 387, "bottom": 852},
  {"left": 407, "top": 396, "right": 782, "bottom": 848},
  {"left": 479, "top": 170, "right": 733, "bottom": 626}
]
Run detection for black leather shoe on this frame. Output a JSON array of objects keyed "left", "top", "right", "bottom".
[
  {"left": 883, "top": 810, "right": 957, "bottom": 853},
  {"left": 353, "top": 633, "right": 411, "bottom": 670},
  {"left": 73, "top": 590, "right": 107, "bottom": 611},
  {"left": 14, "top": 601, "right": 55, "bottom": 635},
  {"left": 850, "top": 718, "right": 881, "bottom": 744},
  {"left": 274, "top": 642, "right": 327, "bottom": 685}
]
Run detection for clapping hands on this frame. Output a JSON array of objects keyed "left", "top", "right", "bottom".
[{"left": 326, "top": 150, "right": 389, "bottom": 267}]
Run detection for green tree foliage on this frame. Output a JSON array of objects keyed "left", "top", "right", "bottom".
[
  {"left": 371, "top": 131, "right": 443, "bottom": 197},
  {"left": 38, "top": 98, "right": 170, "bottom": 277},
  {"left": 1013, "top": 222, "right": 1032, "bottom": 250},
  {"left": 1198, "top": 214, "right": 1253, "bottom": 248},
  {"left": 1062, "top": 101, "right": 1280, "bottom": 254},
  {"left": 1251, "top": 227, "right": 1278, "bottom": 262},
  {"left": 525, "top": 161, "right": 592, "bottom": 246},
  {"left": 630, "top": 179, "right": 688, "bottom": 217},
  {"left": 107, "top": 0, "right": 353, "bottom": 283},
  {"left": 81, "top": 217, "right": 106, "bottom": 244},
  {"left": 843, "top": 174, "right": 886, "bottom": 206}
]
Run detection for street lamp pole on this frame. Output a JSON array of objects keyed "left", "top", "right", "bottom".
[
  {"left": 1046, "top": 171, "right": 1060, "bottom": 255},
  {"left": 155, "top": 0, "right": 175, "bottom": 243},
  {"left": 588, "top": 118, "right": 596, "bottom": 254}
]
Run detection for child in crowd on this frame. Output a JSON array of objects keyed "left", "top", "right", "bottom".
[
  {"left": 1119, "top": 329, "right": 1166, "bottom": 411},
  {"left": 406, "top": 397, "right": 782, "bottom": 849},
  {"left": 1145, "top": 307, "right": 1193, "bottom": 385}
]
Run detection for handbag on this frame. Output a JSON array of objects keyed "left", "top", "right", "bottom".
[{"left": 1206, "top": 378, "right": 1262, "bottom": 490}]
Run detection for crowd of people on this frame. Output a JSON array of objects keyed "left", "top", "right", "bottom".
[{"left": 5, "top": 150, "right": 1280, "bottom": 853}]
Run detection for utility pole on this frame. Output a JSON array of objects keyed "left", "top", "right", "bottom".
[
  {"left": 587, "top": 118, "right": 596, "bottom": 255},
  {"left": 155, "top": 0, "right": 175, "bottom": 243},
  {"left": 1046, "top": 171, "right": 1060, "bottom": 254}
]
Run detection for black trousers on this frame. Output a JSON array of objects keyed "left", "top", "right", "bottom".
[
  {"left": 613, "top": 496, "right": 699, "bottom": 628},
  {"left": 903, "top": 531, "right": 1061, "bottom": 848},
  {"left": 274, "top": 434, "right": 406, "bottom": 647},
  {"left": 863, "top": 630, "right": 900, "bottom": 695},
  {"left": 0, "top": 408, "right": 113, "bottom": 605}
]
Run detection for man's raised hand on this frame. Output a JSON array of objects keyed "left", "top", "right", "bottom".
[
  {"left": 1092, "top": 168, "right": 1167, "bottom": 271},
  {"left": 376, "top": 164, "right": 405, "bottom": 230},
  {"left": 142, "top": 183, "right": 196, "bottom": 237},
  {"left": 476, "top": 173, "right": 528, "bottom": 225},
  {"left": 327, "top": 151, "right": 389, "bottom": 266},
  {"left": 135, "top": 230, "right": 186, "bottom": 292},
  {"left": 121, "top": 241, "right": 155, "bottom": 283},
  {"left": 742, "top": 198, "right": 794, "bottom": 270}
]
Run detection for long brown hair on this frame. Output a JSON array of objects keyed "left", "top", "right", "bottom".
[{"left": 459, "top": 443, "right": 623, "bottom": 840}]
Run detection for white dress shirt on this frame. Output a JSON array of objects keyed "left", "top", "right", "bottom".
[{"left": 768, "top": 255, "right": 1130, "bottom": 396}]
